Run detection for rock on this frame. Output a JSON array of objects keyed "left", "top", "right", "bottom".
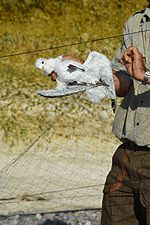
[
  {"left": 35, "top": 213, "right": 42, "bottom": 220},
  {"left": 99, "top": 110, "right": 109, "bottom": 121},
  {"left": 78, "top": 222, "right": 83, "bottom": 225},
  {"left": 85, "top": 221, "right": 91, "bottom": 225}
]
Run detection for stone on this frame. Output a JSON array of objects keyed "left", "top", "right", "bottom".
[{"left": 35, "top": 213, "right": 42, "bottom": 220}]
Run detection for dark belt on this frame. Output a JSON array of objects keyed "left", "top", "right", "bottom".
[{"left": 124, "top": 141, "right": 150, "bottom": 151}]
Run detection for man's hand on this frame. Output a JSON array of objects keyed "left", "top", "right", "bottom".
[
  {"left": 120, "top": 46, "right": 146, "bottom": 81},
  {"left": 48, "top": 55, "right": 83, "bottom": 81},
  {"left": 48, "top": 71, "right": 57, "bottom": 81}
]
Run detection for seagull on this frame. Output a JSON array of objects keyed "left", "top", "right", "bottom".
[{"left": 35, "top": 51, "right": 116, "bottom": 111}]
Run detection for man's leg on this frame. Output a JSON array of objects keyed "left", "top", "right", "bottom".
[
  {"left": 101, "top": 191, "right": 141, "bottom": 225},
  {"left": 139, "top": 150, "right": 150, "bottom": 225},
  {"left": 101, "top": 144, "right": 146, "bottom": 225}
]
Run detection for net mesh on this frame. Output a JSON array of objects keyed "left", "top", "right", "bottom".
[{"left": 0, "top": 95, "right": 119, "bottom": 215}]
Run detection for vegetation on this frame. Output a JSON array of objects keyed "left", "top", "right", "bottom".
[{"left": 0, "top": 0, "right": 147, "bottom": 149}]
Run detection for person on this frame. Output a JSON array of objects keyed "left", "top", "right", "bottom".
[
  {"left": 101, "top": 1, "right": 150, "bottom": 224},
  {"left": 49, "top": 1, "right": 150, "bottom": 224},
  {"left": 101, "top": 46, "right": 150, "bottom": 225}
]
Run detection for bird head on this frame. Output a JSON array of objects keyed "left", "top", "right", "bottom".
[
  {"left": 35, "top": 58, "right": 46, "bottom": 69},
  {"left": 35, "top": 58, "right": 56, "bottom": 75}
]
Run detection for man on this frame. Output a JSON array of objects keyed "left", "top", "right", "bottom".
[
  {"left": 50, "top": 1, "right": 150, "bottom": 224},
  {"left": 102, "top": 46, "right": 150, "bottom": 225},
  {"left": 101, "top": 1, "right": 150, "bottom": 224}
]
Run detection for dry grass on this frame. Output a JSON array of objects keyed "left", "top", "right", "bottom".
[{"left": 0, "top": 0, "right": 147, "bottom": 148}]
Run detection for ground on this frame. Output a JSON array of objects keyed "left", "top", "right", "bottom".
[{"left": 0, "top": 0, "right": 147, "bottom": 223}]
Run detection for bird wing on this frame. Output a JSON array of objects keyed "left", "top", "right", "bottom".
[
  {"left": 83, "top": 51, "right": 103, "bottom": 68},
  {"left": 67, "top": 64, "right": 85, "bottom": 73},
  {"left": 82, "top": 51, "right": 116, "bottom": 103},
  {"left": 37, "top": 85, "right": 87, "bottom": 98},
  {"left": 83, "top": 51, "right": 111, "bottom": 73}
]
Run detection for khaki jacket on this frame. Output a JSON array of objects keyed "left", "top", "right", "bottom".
[{"left": 112, "top": 7, "right": 150, "bottom": 146}]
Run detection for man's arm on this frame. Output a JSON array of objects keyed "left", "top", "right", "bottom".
[
  {"left": 112, "top": 70, "right": 132, "bottom": 97},
  {"left": 120, "top": 46, "right": 150, "bottom": 84},
  {"left": 111, "top": 18, "right": 135, "bottom": 97},
  {"left": 113, "top": 46, "right": 150, "bottom": 97},
  {"left": 62, "top": 55, "right": 83, "bottom": 64}
]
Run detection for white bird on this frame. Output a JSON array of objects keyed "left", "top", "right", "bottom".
[{"left": 35, "top": 51, "right": 116, "bottom": 111}]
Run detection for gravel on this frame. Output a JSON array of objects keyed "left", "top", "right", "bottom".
[{"left": 0, "top": 210, "right": 101, "bottom": 225}]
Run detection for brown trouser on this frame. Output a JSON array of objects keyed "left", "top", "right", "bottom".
[{"left": 101, "top": 142, "right": 150, "bottom": 225}]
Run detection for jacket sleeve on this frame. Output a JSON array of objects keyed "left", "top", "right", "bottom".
[{"left": 111, "top": 20, "right": 133, "bottom": 79}]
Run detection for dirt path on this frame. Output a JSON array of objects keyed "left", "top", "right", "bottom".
[{"left": 0, "top": 135, "right": 120, "bottom": 216}]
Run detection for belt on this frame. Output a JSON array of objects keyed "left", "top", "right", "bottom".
[{"left": 124, "top": 141, "right": 150, "bottom": 151}]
